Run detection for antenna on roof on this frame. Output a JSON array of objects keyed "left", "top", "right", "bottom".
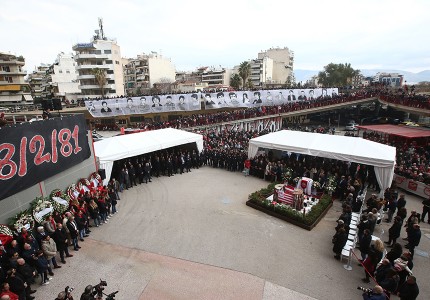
[{"left": 98, "top": 17, "right": 105, "bottom": 39}]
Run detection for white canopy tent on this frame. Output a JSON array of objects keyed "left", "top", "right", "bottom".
[
  {"left": 94, "top": 128, "right": 203, "bottom": 184},
  {"left": 248, "top": 130, "right": 396, "bottom": 196}
]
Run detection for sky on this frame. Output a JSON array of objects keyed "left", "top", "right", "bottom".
[{"left": 1, "top": 0, "right": 430, "bottom": 74}]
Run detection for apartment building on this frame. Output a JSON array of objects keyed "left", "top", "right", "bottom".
[
  {"left": 0, "top": 52, "right": 33, "bottom": 107},
  {"left": 73, "top": 36, "right": 124, "bottom": 99},
  {"left": 41, "top": 53, "right": 80, "bottom": 102},
  {"left": 124, "top": 52, "right": 176, "bottom": 95},
  {"left": 257, "top": 47, "right": 294, "bottom": 84},
  {"left": 27, "top": 64, "right": 49, "bottom": 102}
]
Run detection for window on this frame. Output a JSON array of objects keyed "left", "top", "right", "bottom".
[
  {"left": 106, "top": 70, "right": 114, "bottom": 74},
  {"left": 105, "top": 60, "right": 113, "bottom": 64},
  {"left": 115, "top": 61, "right": 119, "bottom": 65},
  {"left": 66, "top": 70, "right": 70, "bottom": 73},
  {"left": 59, "top": 70, "right": 63, "bottom": 73},
  {"left": 104, "top": 50, "right": 112, "bottom": 54},
  {"left": 108, "top": 80, "right": 115, "bottom": 84},
  {"left": 5, "top": 76, "right": 13, "bottom": 83},
  {"left": 109, "top": 89, "right": 116, "bottom": 93}
]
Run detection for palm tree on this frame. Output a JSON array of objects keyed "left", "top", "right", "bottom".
[
  {"left": 91, "top": 68, "right": 107, "bottom": 98},
  {"left": 238, "top": 61, "right": 251, "bottom": 89},
  {"left": 230, "top": 74, "right": 242, "bottom": 90}
]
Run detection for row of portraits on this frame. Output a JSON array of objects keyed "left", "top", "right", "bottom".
[{"left": 84, "top": 88, "right": 339, "bottom": 117}]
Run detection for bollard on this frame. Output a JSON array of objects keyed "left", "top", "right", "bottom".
[{"left": 343, "top": 248, "right": 353, "bottom": 271}]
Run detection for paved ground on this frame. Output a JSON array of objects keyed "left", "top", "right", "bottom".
[{"left": 34, "top": 167, "right": 429, "bottom": 300}]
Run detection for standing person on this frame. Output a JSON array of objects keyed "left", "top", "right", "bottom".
[
  {"left": 362, "top": 239, "right": 385, "bottom": 283},
  {"left": 385, "top": 216, "right": 402, "bottom": 247},
  {"left": 359, "top": 229, "right": 372, "bottom": 262},
  {"left": 397, "top": 275, "right": 419, "bottom": 300},
  {"left": 0, "top": 282, "right": 19, "bottom": 300},
  {"left": 243, "top": 158, "right": 251, "bottom": 176},
  {"left": 397, "top": 194, "right": 407, "bottom": 211},
  {"left": 66, "top": 216, "right": 80, "bottom": 251},
  {"left": 143, "top": 163, "right": 152, "bottom": 183},
  {"left": 385, "top": 196, "right": 398, "bottom": 223},
  {"left": 41, "top": 235, "right": 61, "bottom": 270},
  {"left": 405, "top": 223, "right": 421, "bottom": 258},
  {"left": 421, "top": 197, "right": 430, "bottom": 223},
  {"left": 34, "top": 249, "right": 51, "bottom": 285},
  {"left": 52, "top": 223, "right": 73, "bottom": 264},
  {"left": 111, "top": 178, "right": 120, "bottom": 199},
  {"left": 6, "top": 268, "right": 32, "bottom": 300},
  {"left": 332, "top": 228, "right": 347, "bottom": 260}
]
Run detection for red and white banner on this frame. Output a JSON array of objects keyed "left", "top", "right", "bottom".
[{"left": 394, "top": 174, "right": 430, "bottom": 199}]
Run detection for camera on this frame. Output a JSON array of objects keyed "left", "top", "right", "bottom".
[{"left": 357, "top": 286, "right": 373, "bottom": 295}]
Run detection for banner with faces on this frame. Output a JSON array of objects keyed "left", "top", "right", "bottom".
[{"left": 84, "top": 88, "right": 338, "bottom": 117}]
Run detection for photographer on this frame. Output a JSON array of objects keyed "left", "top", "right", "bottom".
[
  {"left": 80, "top": 285, "right": 97, "bottom": 300},
  {"left": 360, "top": 285, "right": 385, "bottom": 300},
  {"left": 56, "top": 286, "right": 74, "bottom": 300}
]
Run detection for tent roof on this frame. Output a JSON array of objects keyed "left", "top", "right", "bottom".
[
  {"left": 248, "top": 130, "right": 396, "bottom": 168},
  {"left": 94, "top": 128, "right": 203, "bottom": 163},
  {"left": 357, "top": 124, "right": 430, "bottom": 139}
]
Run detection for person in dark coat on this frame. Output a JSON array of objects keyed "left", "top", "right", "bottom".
[
  {"left": 52, "top": 223, "right": 73, "bottom": 264},
  {"left": 378, "top": 268, "right": 400, "bottom": 298},
  {"left": 15, "top": 258, "right": 36, "bottom": 298},
  {"left": 332, "top": 228, "right": 348, "bottom": 260},
  {"left": 359, "top": 229, "right": 372, "bottom": 261},
  {"left": 385, "top": 243, "right": 402, "bottom": 264},
  {"left": 406, "top": 223, "right": 421, "bottom": 258},
  {"left": 421, "top": 198, "right": 430, "bottom": 223},
  {"left": 66, "top": 216, "right": 80, "bottom": 251},
  {"left": 397, "top": 275, "right": 419, "bottom": 300},
  {"left": 6, "top": 268, "right": 32, "bottom": 300},
  {"left": 385, "top": 216, "right": 402, "bottom": 246},
  {"left": 34, "top": 249, "right": 50, "bottom": 285}
]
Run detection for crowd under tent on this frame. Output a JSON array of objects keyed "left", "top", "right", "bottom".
[
  {"left": 248, "top": 130, "right": 396, "bottom": 196},
  {"left": 94, "top": 128, "right": 204, "bottom": 184}
]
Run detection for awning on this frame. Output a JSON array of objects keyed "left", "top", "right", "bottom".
[
  {"left": 23, "top": 94, "right": 33, "bottom": 101},
  {"left": 357, "top": 124, "right": 430, "bottom": 138}
]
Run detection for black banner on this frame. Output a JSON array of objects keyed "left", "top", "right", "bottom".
[{"left": 0, "top": 115, "right": 91, "bottom": 200}]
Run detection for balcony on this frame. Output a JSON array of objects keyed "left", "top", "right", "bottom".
[
  {"left": 0, "top": 70, "right": 27, "bottom": 75},
  {"left": 74, "top": 53, "right": 108, "bottom": 60},
  {"left": 76, "top": 64, "right": 110, "bottom": 70},
  {"left": 77, "top": 74, "right": 96, "bottom": 80},
  {"left": 78, "top": 84, "right": 100, "bottom": 89}
]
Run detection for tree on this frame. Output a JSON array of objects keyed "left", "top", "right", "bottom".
[
  {"left": 317, "top": 63, "right": 360, "bottom": 87},
  {"left": 230, "top": 74, "right": 242, "bottom": 90},
  {"left": 238, "top": 61, "right": 251, "bottom": 89},
  {"left": 91, "top": 68, "right": 107, "bottom": 98}
]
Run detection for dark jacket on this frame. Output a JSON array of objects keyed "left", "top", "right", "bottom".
[
  {"left": 397, "top": 281, "right": 419, "bottom": 300},
  {"left": 52, "top": 227, "right": 68, "bottom": 250}
]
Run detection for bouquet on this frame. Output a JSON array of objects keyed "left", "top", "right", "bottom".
[{"left": 67, "top": 184, "right": 80, "bottom": 201}]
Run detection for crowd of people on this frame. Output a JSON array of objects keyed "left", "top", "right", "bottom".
[
  {"left": 93, "top": 88, "right": 378, "bottom": 131},
  {"left": 380, "top": 88, "right": 430, "bottom": 110},
  {"left": 362, "top": 130, "right": 430, "bottom": 185},
  {"left": 0, "top": 181, "right": 120, "bottom": 300},
  {"left": 332, "top": 187, "right": 421, "bottom": 299}
]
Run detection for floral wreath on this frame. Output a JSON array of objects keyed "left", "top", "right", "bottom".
[
  {"left": 30, "top": 196, "right": 53, "bottom": 224},
  {"left": 9, "top": 210, "right": 34, "bottom": 233},
  {"left": 0, "top": 224, "right": 13, "bottom": 237},
  {"left": 77, "top": 178, "right": 92, "bottom": 194},
  {"left": 67, "top": 184, "right": 80, "bottom": 201},
  {"left": 312, "top": 181, "right": 321, "bottom": 189},
  {"left": 50, "top": 189, "right": 70, "bottom": 214},
  {"left": 89, "top": 172, "right": 102, "bottom": 184},
  {"left": 282, "top": 167, "right": 294, "bottom": 182}
]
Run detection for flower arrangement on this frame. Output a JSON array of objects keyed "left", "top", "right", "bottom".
[
  {"left": 9, "top": 210, "right": 34, "bottom": 233},
  {"left": 0, "top": 224, "right": 13, "bottom": 237},
  {"left": 67, "top": 184, "right": 80, "bottom": 201},
  {"left": 50, "top": 189, "right": 69, "bottom": 213},
  {"left": 30, "top": 196, "right": 53, "bottom": 224},
  {"left": 282, "top": 167, "right": 294, "bottom": 182},
  {"left": 312, "top": 181, "right": 321, "bottom": 189},
  {"left": 77, "top": 178, "right": 91, "bottom": 193},
  {"left": 89, "top": 172, "right": 102, "bottom": 184},
  {"left": 324, "top": 176, "right": 337, "bottom": 192}
]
